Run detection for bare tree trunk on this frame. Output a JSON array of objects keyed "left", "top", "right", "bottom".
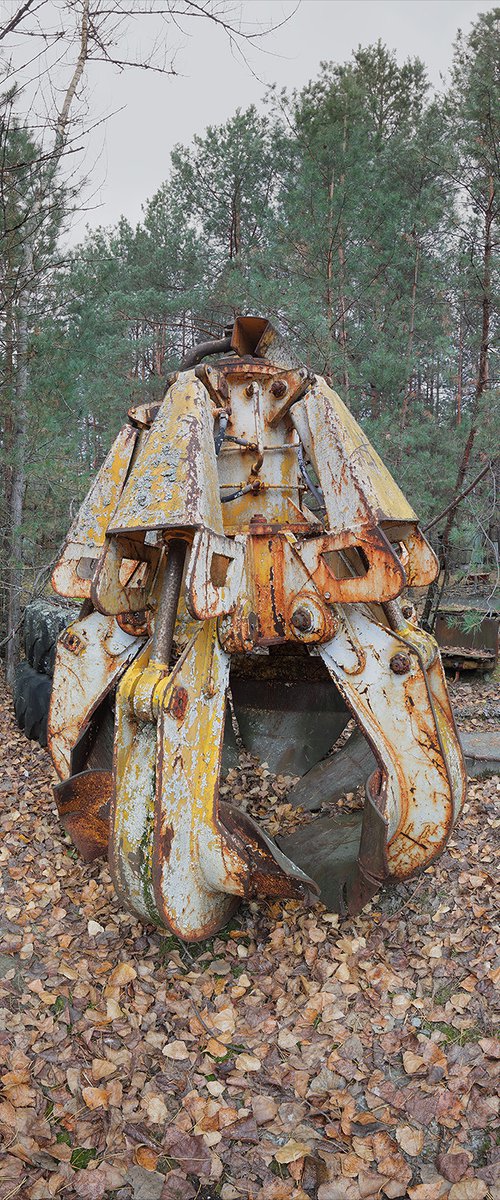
[
  {"left": 400, "top": 236, "right": 420, "bottom": 429},
  {"left": 338, "top": 114, "right": 349, "bottom": 397},
  {"left": 6, "top": 243, "right": 31, "bottom": 686},
  {"left": 456, "top": 303, "right": 464, "bottom": 426},
  {"left": 4, "top": 0, "right": 90, "bottom": 683},
  {"left": 337, "top": 234, "right": 349, "bottom": 396},
  {"left": 441, "top": 177, "right": 493, "bottom": 554},
  {"left": 325, "top": 172, "right": 334, "bottom": 376},
  {"left": 422, "top": 178, "right": 494, "bottom": 628}
]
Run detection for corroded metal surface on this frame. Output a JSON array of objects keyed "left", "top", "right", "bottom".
[
  {"left": 109, "top": 372, "right": 224, "bottom": 536},
  {"left": 49, "top": 315, "right": 466, "bottom": 940},
  {"left": 109, "top": 623, "right": 314, "bottom": 939},
  {"left": 319, "top": 608, "right": 466, "bottom": 880},
  {"left": 52, "top": 424, "right": 138, "bottom": 598},
  {"left": 48, "top": 611, "right": 145, "bottom": 779},
  {"left": 54, "top": 769, "right": 112, "bottom": 861}
]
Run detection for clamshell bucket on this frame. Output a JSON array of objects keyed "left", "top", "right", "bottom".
[{"left": 49, "top": 316, "right": 466, "bottom": 940}]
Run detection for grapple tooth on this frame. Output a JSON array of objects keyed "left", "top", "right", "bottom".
[
  {"left": 54, "top": 769, "right": 112, "bottom": 862},
  {"left": 278, "top": 773, "right": 388, "bottom": 916},
  {"left": 220, "top": 803, "right": 318, "bottom": 901}
]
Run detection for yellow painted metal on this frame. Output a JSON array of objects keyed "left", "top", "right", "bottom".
[
  {"left": 109, "top": 618, "right": 313, "bottom": 938},
  {"left": 108, "top": 640, "right": 162, "bottom": 924},
  {"left": 292, "top": 379, "right": 417, "bottom": 528},
  {"left": 109, "top": 372, "right": 224, "bottom": 536},
  {"left": 52, "top": 424, "right": 137, "bottom": 598}
]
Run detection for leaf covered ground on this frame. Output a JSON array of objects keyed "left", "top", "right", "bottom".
[{"left": 0, "top": 675, "right": 498, "bottom": 1200}]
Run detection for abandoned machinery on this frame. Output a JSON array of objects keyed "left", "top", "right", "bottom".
[{"left": 48, "top": 316, "right": 466, "bottom": 941}]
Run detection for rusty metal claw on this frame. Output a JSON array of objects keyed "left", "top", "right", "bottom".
[{"left": 48, "top": 316, "right": 466, "bottom": 940}]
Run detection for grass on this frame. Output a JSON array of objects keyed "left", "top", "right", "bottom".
[{"left": 421, "top": 1018, "right": 485, "bottom": 1045}]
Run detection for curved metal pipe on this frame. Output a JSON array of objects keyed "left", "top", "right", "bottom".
[{"left": 180, "top": 336, "right": 232, "bottom": 371}]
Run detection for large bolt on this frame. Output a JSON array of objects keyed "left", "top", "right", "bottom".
[
  {"left": 291, "top": 607, "right": 313, "bottom": 633},
  {"left": 390, "top": 653, "right": 411, "bottom": 675},
  {"left": 270, "top": 379, "right": 288, "bottom": 399}
]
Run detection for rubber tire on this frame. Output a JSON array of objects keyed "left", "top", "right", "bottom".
[
  {"left": 13, "top": 661, "right": 52, "bottom": 748},
  {"left": 23, "top": 599, "right": 78, "bottom": 676}
]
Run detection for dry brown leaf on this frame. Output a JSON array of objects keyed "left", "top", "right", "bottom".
[
  {"left": 435, "top": 1152, "right": 469, "bottom": 1182},
  {"left": 275, "top": 1139, "right": 311, "bottom": 1164},
  {"left": 81, "top": 1085, "right": 109, "bottom": 1110},
  {"left": 144, "top": 1093, "right": 169, "bottom": 1123},
  {"left": 205, "top": 1037, "right": 229, "bottom": 1056},
  {"left": 408, "top": 1181, "right": 450, "bottom": 1199},
  {"left": 402, "top": 1051, "right": 426, "bottom": 1075},
  {"left": 448, "top": 1184, "right": 488, "bottom": 1200},
  {"left": 396, "top": 1126, "right": 425, "bottom": 1156},
  {"left": 73, "top": 1164, "right": 127, "bottom": 1198},
  {"left": 234, "top": 1053, "right": 261, "bottom": 1072},
  {"left": 91, "top": 1057, "right": 116, "bottom": 1081},
  {"left": 162, "top": 1040, "right": 190, "bottom": 1061},
  {"left": 134, "top": 1145, "right": 160, "bottom": 1170},
  {"left": 2, "top": 1083, "right": 36, "bottom": 1107},
  {"left": 478, "top": 1037, "right": 500, "bottom": 1058},
  {"left": 108, "top": 961, "right": 137, "bottom": 986},
  {"left": 87, "top": 920, "right": 104, "bottom": 935},
  {"left": 252, "top": 1095, "right": 278, "bottom": 1124},
  {"left": 277, "top": 1028, "right": 298, "bottom": 1049}
]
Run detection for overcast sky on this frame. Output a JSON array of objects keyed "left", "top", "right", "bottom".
[{"left": 24, "top": 0, "right": 495, "bottom": 242}]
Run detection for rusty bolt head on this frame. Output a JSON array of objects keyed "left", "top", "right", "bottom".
[
  {"left": 291, "top": 606, "right": 313, "bottom": 633},
  {"left": 390, "top": 653, "right": 411, "bottom": 675},
  {"left": 402, "top": 605, "right": 413, "bottom": 619},
  {"left": 270, "top": 378, "right": 288, "bottom": 399}
]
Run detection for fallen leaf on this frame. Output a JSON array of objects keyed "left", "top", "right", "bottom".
[
  {"left": 108, "top": 961, "right": 137, "bottom": 986},
  {"left": 73, "top": 1165, "right": 127, "bottom": 1199},
  {"left": 478, "top": 1037, "right": 500, "bottom": 1058},
  {"left": 87, "top": 920, "right": 104, "bottom": 936},
  {"left": 408, "top": 1181, "right": 450, "bottom": 1199},
  {"left": 396, "top": 1126, "right": 425, "bottom": 1156},
  {"left": 126, "top": 1166, "right": 165, "bottom": 1200},
  {"left": 234, "top": 1053, "right": 261, "bottom": 1072},
  {"left": 435, "top": 1152, "right": 469, "bottom": 1183},
  {"left": 91, "top": 1057, "right": 116, "bottom": 1081},
  {"left": 252, "top": 1095, "right": 278, "bottom": 1124},
  {"left": 275, "top": 1139, "right": 311, "bottom": 1163},
  {"left": 448, "top": 1184, "right": 488, "bottom": 1200},
  {"left": 403, "top": 1051, "right": 426, "bottom": 1075},
  {"left": 144, "top": 1093, "right": 169, "bottom": 1124},
  {"left": 162, "top": 1040, "right": 190, "bottom": 1061},
  {"left": 134, "top": 1145, "right": 160, "bottom": 1169},
  {"left": 81, "top": 1085, "right": 109, "bottom": 1110},
  {"left": 160, "top": 1172, "right": 196, "bottom": 1200}
]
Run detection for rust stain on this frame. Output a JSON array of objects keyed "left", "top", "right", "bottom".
[
  {"left": 168, "top": 686, "right": 189, "bottom": 721},
  {"left": 53, "top": 770, "right": 112, "bottom": 861}
]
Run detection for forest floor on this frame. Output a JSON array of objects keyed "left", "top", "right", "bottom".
[{"left": 0, "top": 672, "right": 498, "bottom": 1200}]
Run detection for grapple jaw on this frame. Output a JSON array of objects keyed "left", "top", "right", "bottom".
[{"left": 48, "top": 316, "right": 466, "bottom": 940}]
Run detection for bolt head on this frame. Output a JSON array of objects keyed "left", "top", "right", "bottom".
[
  {"left": 270, "top": 379, "right": 288, "bottom": 398},
  {"left": 291, "top": 606, "right": 313, "bottom": 633},
  {"left": 390, "top": 652, "right": 411, "bottom": 675}
]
